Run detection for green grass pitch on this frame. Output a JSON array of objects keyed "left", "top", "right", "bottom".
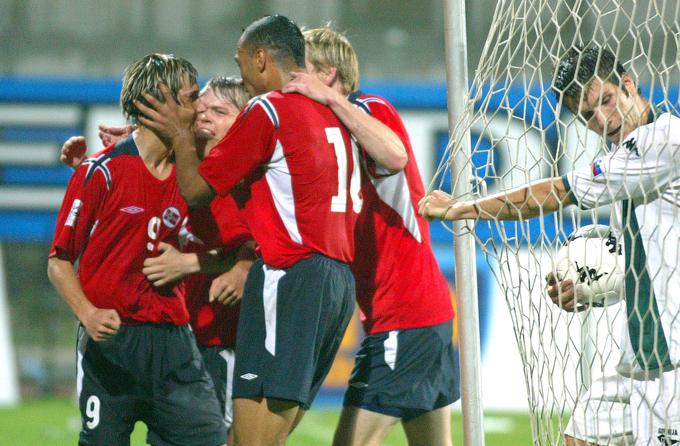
[{"left": 0, "top": 399, "right": 536, "bottom": 445}]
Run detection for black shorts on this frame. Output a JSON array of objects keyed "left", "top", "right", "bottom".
[
  {"left": 344, "top": 320, "right": 460, "bottom": 421},
  {"left": 199, "top": 345, "right": 235, "bottom": 430},
  {"left": 76, "top": 324, "right": 227, "bottom": 446},
  {"left": 233, "top": 254, "right": 355, "bottom": 410}
]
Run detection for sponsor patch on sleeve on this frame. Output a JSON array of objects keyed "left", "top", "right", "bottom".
[
  {"left": 65, "top": 199, "right": 83, "bottom": 227},
  {"left": 591, "top": 159, "right": 605, "bottom": 178}
]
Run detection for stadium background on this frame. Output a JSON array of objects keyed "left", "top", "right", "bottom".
[{"left": 0, "top": 0, "right": 667, "bottom": 440}]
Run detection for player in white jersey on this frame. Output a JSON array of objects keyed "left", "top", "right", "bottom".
[{"left": 420, "top": 45, "right": 680, "bottom": 446}]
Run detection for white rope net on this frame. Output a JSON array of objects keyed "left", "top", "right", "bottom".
[{"left": 435, "top": 1, "right": 680, "bottom": 444}]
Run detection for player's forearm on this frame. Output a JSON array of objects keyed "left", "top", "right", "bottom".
[
  {"left": 230, "top": 241, "right": 256, "bottom": 275},
  {"left": 327, "top": 95, "right": 407, "bottom": 172},
  {"left": 47, "top": 257, "right": 97, "bottom": 322},
  {"left": 172, "top": 134, "right": 215, "bottom": 207},
  {"left": 447, "top": 177, "right": 571, "bottom": 220},
  {"left": 196, "top": 249, "right": 235, "bottom": 274}
]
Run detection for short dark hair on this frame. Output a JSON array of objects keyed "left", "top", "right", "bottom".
[
  {"left": 552, "top": 45, "right": 627, "bottom": 111},
  {"left": 239, "top": 15, "right": 305, "bottom": 69}
]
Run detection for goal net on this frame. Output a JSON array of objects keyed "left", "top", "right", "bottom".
[{"left": 436, "top": 0, "right": 680, "bottom": 444}]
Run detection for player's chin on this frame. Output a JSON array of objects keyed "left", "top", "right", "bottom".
[{"left": 194, "top": 128, "right": 215, "bottom": 140}]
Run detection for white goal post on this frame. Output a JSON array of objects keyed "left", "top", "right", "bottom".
[{"left": 441, "top": 0, "right": 680, "bottom": 445}]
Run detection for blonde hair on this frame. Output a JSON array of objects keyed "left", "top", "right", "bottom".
[
  {"left": 303, "top": 27, "right": 359, "bottom": 94},
  {"left": 120, "top": 53, "right": 198, "bottom": 124},
  {"left": 203, "top": 76, "right": 249, "bottom": 110}
]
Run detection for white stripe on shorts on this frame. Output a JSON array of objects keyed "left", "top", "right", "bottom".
[
  {"left": 219, "top": 348, "right": 236, "bottom": 430},
  {"left": 76, "top": 326, "right": 89, "bottom": 398},
  {"left": 384, "top": 331, "right": 399, "bottom": 370},
  {"left": 263, "top": 265, "right": 286, "bottom": 356}
]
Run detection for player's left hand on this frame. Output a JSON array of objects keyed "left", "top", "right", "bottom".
[
  {"left": 419, "top": 190, "right": 456, "bottom": 220},
  {"left": 134, "top": 82, "right": 197, "bottom": 147},
  {"left": 282, "top": 71, "right": 337, "bottom": 106},
  {"left": 209, "top": 262, "right": 249, "bottom": 306},
  {"left": 143, "top": 242, "right": 191, "bottom": 287}
]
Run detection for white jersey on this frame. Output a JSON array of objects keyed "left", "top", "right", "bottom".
[{"left": 563, "top": 111, "right": 680, "bottom": 379}]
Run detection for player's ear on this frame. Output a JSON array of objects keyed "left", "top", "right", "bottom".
[
  {"left": 621, "top": 74, "right": 637, "bottom": 97},
  {"left": 325, "top": 66, "right": 338, "bottom": 87},
  {"left": 256, "top": 48, "right": 267, "bottom": 73}
]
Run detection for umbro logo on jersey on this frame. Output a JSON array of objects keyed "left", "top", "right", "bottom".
[
  {"left": 240, "top": 373, "right": 259, "bottom": 380},
  {"left": 120, "top": 206, "right": 144, "bottom": 214},
  {"left": 349, "top": 381, "right": 368, "bottom": 389}
]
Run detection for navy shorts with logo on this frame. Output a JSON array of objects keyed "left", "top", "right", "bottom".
[
  {"left": 344, "top": 320, "right": 460, "bottom": 421},
  {"left": 76, "top": 324, "right": 227, "bottom": 446},
  {"left": 233, "top": 254, "right": 355, "bottom": 409}
]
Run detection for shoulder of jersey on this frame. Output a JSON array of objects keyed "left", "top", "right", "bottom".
[
  {"left": 81, "top": 135, "right": 140, "bottom": 189},
  {"left": 350, "top": 93, "right": 391, "bottom": 115},
  {"left": 242, "top": 92, "right": 281, "bottom": 130}
]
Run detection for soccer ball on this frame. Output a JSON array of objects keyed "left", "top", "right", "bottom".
[{"left": 554, "top": 224, "right": 625, "bottom": 307}]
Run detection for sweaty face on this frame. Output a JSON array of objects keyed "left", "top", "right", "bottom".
[
  {"left": 572, "top": 77, "right": 645, "bottom": 145},
  {"left": 194, "top": 89, "right": 241, "bottom": 152}
]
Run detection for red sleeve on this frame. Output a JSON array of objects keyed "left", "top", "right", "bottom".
[
  {"left": 187, "top": 195, "right": 252, "bottom": 251},
  {"left": 49, "top": 165, "right": 107, "bottom": 262},
  {"left": 198, "top": 102, "right": 276, "bottom": 195},
  {"left": 362, "top": 98, "right": 409, "bottom": 179}
]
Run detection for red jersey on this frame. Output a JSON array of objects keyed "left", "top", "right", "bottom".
[
  {"left": 182, "top": 195, "right": 252, "bottom": 347},
  {"left": 350, "top": 93, "right": 454, "bottom": 334},
  {"left": 199, "top": 91, "right": 359, "bottom": 268},
  {"left": 49, "top": 135, "right": 190, "bottom": 325}
]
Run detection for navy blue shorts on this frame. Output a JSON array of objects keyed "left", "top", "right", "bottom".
[
  {"left": 233, "top": 254, "right": 355, "bottom": 409},
  {"left": 344, "top": 320, "right": 460, "bottom": 421},
  {"left": 199, "top": 345, "right": 235, "bottom": 430},
  {"left": 76, "top": 324, "right": 227, "bottom": 446}
]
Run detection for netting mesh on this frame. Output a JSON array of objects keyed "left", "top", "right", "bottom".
[{"left": 435, "top": 0, "right": 680, "bottom": 444}]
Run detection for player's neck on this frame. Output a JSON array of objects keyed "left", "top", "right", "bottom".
[{"left": 134, "top": 127, "right": 174, "bottom": 180}]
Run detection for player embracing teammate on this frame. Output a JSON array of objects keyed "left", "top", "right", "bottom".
[{"left": 50, "top": 14, "right": 461, "bottom": 446}]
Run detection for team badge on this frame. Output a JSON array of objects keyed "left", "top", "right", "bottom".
[
  {"left": 591, "top": 159, "right": 605, "bottom": 178},
  {"left": 161, "top": 206, "right": 181, "bottom": 229}
]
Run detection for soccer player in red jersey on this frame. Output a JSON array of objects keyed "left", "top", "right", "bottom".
[
  {"left": 47, "top": 54, "right": 228, "bottom": 446},
  {"left": 135, "top": 16, "right": 359, "bottom": 446},
  {"left": 282, "top": 28, "right": 459, "bottom": 446},
  {"left": 61, "top": 77, "right": 256, "bottom": 437}
]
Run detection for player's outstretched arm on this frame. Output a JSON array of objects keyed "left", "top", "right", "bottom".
[
  {"left": 282, "top": 71, "right": 407, "bottom": 172},
  {"left": 47, "top": 257, "right": 120, "bottom": 341},
  {"left": 209, "top": 241, "right": 257, "bottom": 306},
  {"left": 135, "top": 82, "right": 215, "bottom": 207},
  {"left": 419, "top": 177, "right": 573, "bottom": 221}
]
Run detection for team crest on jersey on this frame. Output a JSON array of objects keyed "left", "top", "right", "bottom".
[
  {"left": 591, "top": 159, "right": 605, "bottom": 178},
  {"left": 161, "top": 207, "right": 181, "bottom": 229},
  {"left": 658, "top": 426, "right": 680, "bottom": 444}
]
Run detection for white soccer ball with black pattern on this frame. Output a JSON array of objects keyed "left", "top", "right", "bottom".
[{"left": 554, "top": 224, "right": 625, "bottom": 307}]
